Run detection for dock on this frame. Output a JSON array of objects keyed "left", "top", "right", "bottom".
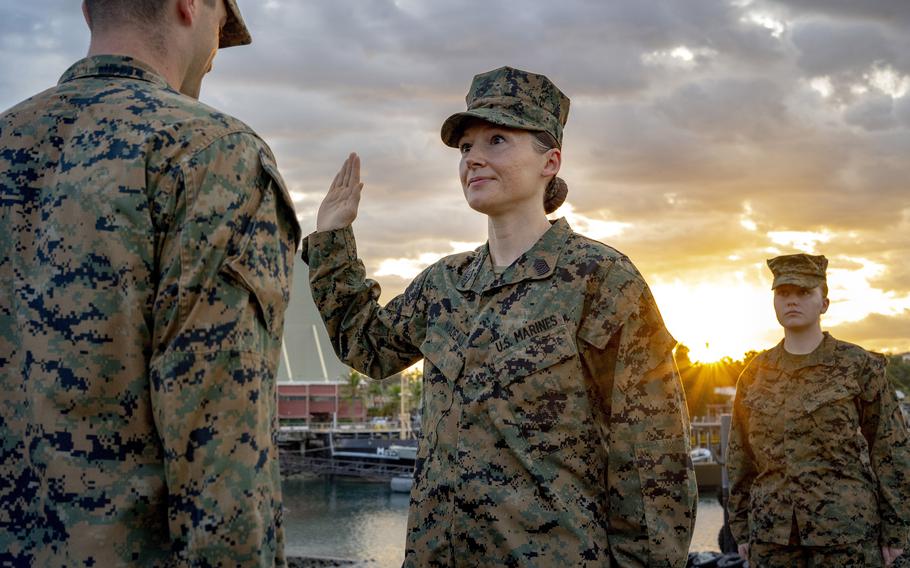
[{"left": 279, "top": 416, "right": 732, "bottom": 492}]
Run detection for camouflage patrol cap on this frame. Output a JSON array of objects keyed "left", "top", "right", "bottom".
[
  {"left": 219, "top": 0, "right": 252, "bottom": 48},
  {"left": 767, "top": 253, "right": 828, "bottom": 289},
  {"left": 441, "top": 66, "right": 570, "bottom": 147}
]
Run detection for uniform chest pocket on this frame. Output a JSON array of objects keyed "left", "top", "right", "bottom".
[
  {"left": 742, "top": 386, "right": 785, "bottom": 461},
  {"left": 492, "top": 324, "right": 578, "bottom": 384},
  {"left": 419, "top": 325, "right": 465, "bottom": 383},
  {"left": 801, "top": 381, "right": 859, "bottom": 433},
  {"left": 489, "top": 325, "right": 585, "bottom": 461}
]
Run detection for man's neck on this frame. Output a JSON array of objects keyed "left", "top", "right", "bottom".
[
  {"left": 87, "top": 33, "right": 183, "bottom": 92},
  {"left": 783, "top": 325, "right": 824, "bottom": 355}
]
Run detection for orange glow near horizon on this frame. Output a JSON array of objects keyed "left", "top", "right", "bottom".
[{"left": 651, "top": 274, "right": 781, "bottom": 364}]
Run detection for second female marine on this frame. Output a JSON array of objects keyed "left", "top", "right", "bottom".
[{"left": 303, "top": 66, "right": 697, "bottom": 567}]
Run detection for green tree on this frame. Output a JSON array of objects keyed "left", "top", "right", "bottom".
[
  {"left": 886, "top": 356, "right": 910, "bottom": 394},
  {"left": 341, "top": 369, "right": 367, "bottom": 421},
  {"left": 675, "top": 344, "right": 761, "bottom": 419}
]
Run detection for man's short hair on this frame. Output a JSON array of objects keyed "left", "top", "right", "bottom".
[{"left": 85, "top": 0, "right": 169, "bottom": 30}]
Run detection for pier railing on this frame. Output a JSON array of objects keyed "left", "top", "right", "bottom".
[
  {"left": 278, "top": 421, "right": 420, "bottom": 446},
  {"left": 280, "top": 454, "right": 414, "bottom": 480},
  {"left": 690, "top": 417, "right": 727, "bottom": 463}
]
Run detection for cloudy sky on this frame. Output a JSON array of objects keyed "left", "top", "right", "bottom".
[{"left": 3, "top": 0, "right": 909, "bottom": 361}]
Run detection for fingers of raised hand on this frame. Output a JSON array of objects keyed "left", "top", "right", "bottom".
[
  {"left": 331, "top": 163, "right": 344, "bottom": 191},
  {"left": 341, "top": 153, "right": 360, "bottom": 188}
]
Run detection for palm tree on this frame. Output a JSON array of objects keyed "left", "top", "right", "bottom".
[{"left": 341, "top": 369, "right": 366, "bottom": 422}]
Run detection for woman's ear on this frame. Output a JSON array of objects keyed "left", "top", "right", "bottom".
[{"left": 542, "top": 148, "right": 561, "bottom": 178}]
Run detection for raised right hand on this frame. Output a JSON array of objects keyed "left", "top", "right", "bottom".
[{"left": 316, "top": 153, "right": 363, "bottom": 232}]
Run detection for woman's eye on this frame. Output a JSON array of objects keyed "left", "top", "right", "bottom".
[{"left": 459, "top": 143, "right": 471, "bottom": 154}]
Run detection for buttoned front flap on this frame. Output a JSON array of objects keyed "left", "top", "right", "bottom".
[
  {"left": 419, "top": 324, "right": 465, "bottom": 382},
  {"left": 220, "top": 150, "right": 299, "bottom": 338},
  {"left": 798, "top": 379, "right": 861, "bottom": 443},
  {"left": 493, "top": 323, "right": 578, "bottom": 382},
  {"left": 801, "top": 381, "right": 855, "bottom": 414},
  {"left": 488, "top": 324, "right": 587, "bottom": 463},
  {"left": 740, "top": 382, "right": 786, "bottom": 466}
]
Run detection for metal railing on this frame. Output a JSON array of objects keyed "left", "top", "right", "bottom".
[
  {"left": 279, "top": 421, "right": 407, "bottom": 433},
  {"left": 691, "top": 418, "right": 726, "bottom": 463},
  {"left": 280, "top": 455, "right": 414, "bottom": 480}
]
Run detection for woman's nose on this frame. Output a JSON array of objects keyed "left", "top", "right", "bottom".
[{"left": 464, "top": 150, "right": 485, "bottom": 167}]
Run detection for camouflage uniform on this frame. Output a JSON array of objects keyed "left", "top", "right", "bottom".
[
  {"left": 726, "top": 255, "right": 910, "bottom": 567},
  {"left": 304, "top": 217, "right": 696, "bottom": 566},
  {"left": 0, "top": 54, "right": 300, "bottom": 566}
]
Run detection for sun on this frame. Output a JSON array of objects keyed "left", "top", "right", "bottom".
[{"left": 650, "top": 273, "right": 780, "bottom": 364}]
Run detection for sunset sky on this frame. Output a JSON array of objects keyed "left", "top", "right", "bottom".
[{"left": 3, "top": 0, "right": 909, "bottom": 362}]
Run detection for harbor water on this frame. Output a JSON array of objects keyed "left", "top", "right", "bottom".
[{"left": 282, "top": 476, "right": 725, "bottom": 566}]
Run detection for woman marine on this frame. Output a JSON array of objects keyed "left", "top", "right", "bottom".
[
  {"left": 304, "top": 67, "right": 696, "bottom": 567},
  {"left": 726, "top": 253, "right": 910, "bottom": 567}
]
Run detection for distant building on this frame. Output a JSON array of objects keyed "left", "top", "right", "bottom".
[
  {"left": 276, "top": 258, "right": 364, "bottom": 423},
  {"left": 701, "top": 387, "right": 737, "bottom": 419},
  {"left": 902, "top": 353, "right": 910, "bottom": 363}
]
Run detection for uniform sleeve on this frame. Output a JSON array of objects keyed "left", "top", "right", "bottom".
[
  {"left": 578, "top": 263, "right": 696, "bottom": 568},
  {"left": 302, "top": 226, "right": 426, "bottom": 380},
  {"left": 858, "top": 354, "right": 910, "bottom": 548},
  {"left": 149, "top": 133, "right": 300, "bottom": 565},
  {"left": 726, "top": 365, "right": 758, "bottom": 546}
]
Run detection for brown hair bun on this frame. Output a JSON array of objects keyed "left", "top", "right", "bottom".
[{"left": 544, "top": 176, "right": 568, "bottom": 214}]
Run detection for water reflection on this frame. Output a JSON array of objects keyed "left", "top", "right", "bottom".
[
  {"left": 283, "top": 477, "right": 410, "bottom": 565},
  {"left": 283, "top": 477, "right": 724, "bottom": 567}
]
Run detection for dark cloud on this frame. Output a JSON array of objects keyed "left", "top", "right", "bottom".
[
  {"left": 790, "top": 20, "right": 897, "bottom": 77},
  {"left": 2, "top": 0, "right": 909, "bottom": 358},
  {"left": 897, "top": 95, "right": 910, "bottom": 127},
  {"left": 656, "top": 78, "right": 791, "bottom": 141},
  {"left": 766, "top": 0, "right": 910, "bottom": 27},
  {"left": 829, "top": 311, "right": 910, "bottom": 351}
]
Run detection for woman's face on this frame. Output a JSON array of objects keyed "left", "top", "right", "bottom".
[
  {"left": 773, "top": 284, "right": 829, "bottom": 331},
  {"left": 457, "top": 122, "right": 558, "bottom": 217}
]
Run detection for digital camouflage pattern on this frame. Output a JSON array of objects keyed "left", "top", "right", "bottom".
[
  {"left": 727, "top": 333, "right": 910, "bottom": 550},
  {"left": 748, "top": 538, "right": 884, "bottom": 567},
  {"left": 766, "top": 253, "right": 828, "bottom": 290},
  {"left": 0, "top": 55, "right": 300, "bottom": 566},
  {"left": 304, "top": 218, "right": 697, "bottom": 567},
  {"left": 440, "top": 66, "right": 571, "bottom": 148}
]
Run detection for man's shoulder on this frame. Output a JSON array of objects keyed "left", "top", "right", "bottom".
[
  {"left": 3, "top": 73, "right": 263, "bottom": 161},
  {"left": 134, "top": 83, "right": 263, "bottom": 159}
]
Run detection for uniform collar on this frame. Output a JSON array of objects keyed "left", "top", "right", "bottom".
[
  {"left": 59, "top": 55, "right": 171, "bottom": 90},
  {"left": 766, "top": 331, "right": 837, "bottom": 371},
  {"left": 457, "top": 217, "right": 571, "bottom": 294}
]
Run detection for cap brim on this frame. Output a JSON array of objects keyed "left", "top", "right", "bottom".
[
  {"left": 440, "top": 109, "right": 547, "bottom": 147},
  {"left": 219, "top": 0, "right": 252, "bottom": 48},
  {"left": 771, "top": 275, "right": 824, "bottom": 290}
]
